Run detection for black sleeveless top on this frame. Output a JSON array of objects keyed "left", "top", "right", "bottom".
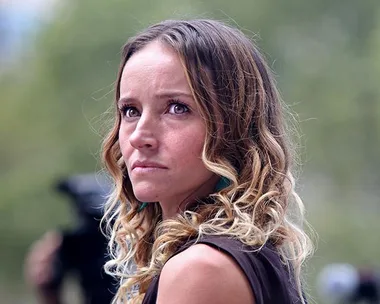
[{"left": 141, "top": 235, "right": 304, "bottom": 304}]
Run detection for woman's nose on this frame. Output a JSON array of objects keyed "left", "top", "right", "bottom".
[{"left": 128, "top": 115, "right": 158, "bottom": 151}]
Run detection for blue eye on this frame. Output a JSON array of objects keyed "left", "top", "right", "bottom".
[
  {"left": 168, "top": 102, "right": 189, "bottom": 115},
  {"left": 120, "top": 105, "right": 140, "bottom": 118}
]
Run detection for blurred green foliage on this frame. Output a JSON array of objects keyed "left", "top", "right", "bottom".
[{"left": 1, "top": 0, "right": 380, "bottom": 303}]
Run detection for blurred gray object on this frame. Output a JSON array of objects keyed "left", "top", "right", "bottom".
[
  {"left": 317, "top": 263, "right": 380, "bottom": 304},
  {"left": 50, "top": 172, "right": 116, "bottom": 304},
  {"left": 56, "top": 172, "right": 113, "bottom": 218}
]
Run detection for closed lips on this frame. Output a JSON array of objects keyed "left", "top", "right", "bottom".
[{"left": 131, "top": 161, "right": 167, "bottom": 170}]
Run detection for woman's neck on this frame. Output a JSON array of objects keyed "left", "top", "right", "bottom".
[{"left": 160, "top": 174, "right": 219, "bottom": 220}]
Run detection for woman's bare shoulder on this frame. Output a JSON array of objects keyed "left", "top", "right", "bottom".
[{"left": 156, "top": 243, "right": 255, "bottom": 304}]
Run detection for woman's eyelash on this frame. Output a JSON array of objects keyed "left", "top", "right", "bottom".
[
  {"left": 166, "top": 99, "right": 191, "bottom": 113},
  {"left": 118, "top": 104, "right": 128, "bottom": 116},
  {"left": 119, "top": 104, "right": 138, "bottom": 117},
  {"left": 118, "top": 100, "right": 191, "bottom": 117}
]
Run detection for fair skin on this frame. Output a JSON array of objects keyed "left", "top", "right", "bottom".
[
  {"left": 118, "top": 40, "right": 219, "bottom": 220},
  {"left": 118, "top": 41, "right": 254, "bottom": 303},
  {"left": 24, "top": 231, "right": 62, "bottom": 304},
  {"left": 157, "top": 244, "right": 255, "bottom": 304}
]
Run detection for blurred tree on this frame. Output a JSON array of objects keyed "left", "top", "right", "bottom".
[
  {"left": 0, "top": 0, "right": 198, "bottom": 299},
  {"left": 201, "top": 0, "right": 380, "bottom": 193}
]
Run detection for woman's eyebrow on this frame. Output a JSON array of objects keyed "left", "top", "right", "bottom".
[
  {"left": 154, "top": 90, "right": 194, "bottom": 99},
  {"left": 117, "top": 96, "right": 138, "bottom": 106},
  {"left": 117, "top": 91, "right": 194, "bottom": 106}
]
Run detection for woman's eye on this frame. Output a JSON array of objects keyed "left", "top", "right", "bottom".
[
  {"left": 120, "top": 106, "right": 140, "bottom": 118},
  {"left": 168, "top": 103, "right": 189, "bottom": 115}
]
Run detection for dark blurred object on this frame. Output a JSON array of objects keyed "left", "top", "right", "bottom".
[
  {"left": 47, "top": 173, "right": 115, "bottom": 304},
  {"left": 317, "top": 263, "right": 380, "bottom": 304},
  {"left": 56, "top": 173, "right": 112, "bottom": 220},
  {"left": 350, "top": 268, "right": 380, "bottom": 304}
]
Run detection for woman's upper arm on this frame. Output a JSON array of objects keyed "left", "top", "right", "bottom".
[{"left": 156, "top": 244, "right": 255, "bottom": 304}]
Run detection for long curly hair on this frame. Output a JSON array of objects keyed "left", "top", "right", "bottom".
[{"left": 102, "top": 19, "right": 313, "bottom": 303}]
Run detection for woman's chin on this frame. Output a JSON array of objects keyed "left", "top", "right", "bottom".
[
  {"left": 133, "top": 189, "right": 160, "bottom": 203},
  {"left": 131, "top": 182, "right": 159, "bottom": 201}
]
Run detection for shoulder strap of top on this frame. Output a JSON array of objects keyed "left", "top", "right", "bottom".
[
  {"left": 177, "top": 235, "right": 301, "bottom": 304},
  {"left": 143, "top": 235, "right": 302, "bottom": 304}
]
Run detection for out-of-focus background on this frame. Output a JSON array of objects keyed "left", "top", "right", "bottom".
[{"left": 1, "top": 0, "right": 379, "bottom": 303}]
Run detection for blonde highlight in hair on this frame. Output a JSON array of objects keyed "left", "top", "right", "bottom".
[{"left": 102, "top": 19, "right": 313, "bottom": 303}]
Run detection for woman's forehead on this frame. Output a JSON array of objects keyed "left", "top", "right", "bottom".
[
  {"left": 123, "top": 41, "right": 178, "bottom": 74},
  {"left": 120, "top": 42, "right": 191, "bottom": 97}
]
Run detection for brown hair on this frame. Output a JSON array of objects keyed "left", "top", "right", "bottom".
[{"left": 102, "top": 19, "right": 312, "bottom": 303}]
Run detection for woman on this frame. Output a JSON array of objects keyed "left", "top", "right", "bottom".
[{"left": 102, "top": 19, "right": 313, "bottom": 304}]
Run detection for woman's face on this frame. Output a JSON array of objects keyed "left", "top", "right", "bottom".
[{"left": 118, "top": 41, "right": 217, "bottom": 218}]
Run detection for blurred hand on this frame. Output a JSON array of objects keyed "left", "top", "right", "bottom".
[{"left": 24, "top": 231, "right": 63, "bottom": 303}]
